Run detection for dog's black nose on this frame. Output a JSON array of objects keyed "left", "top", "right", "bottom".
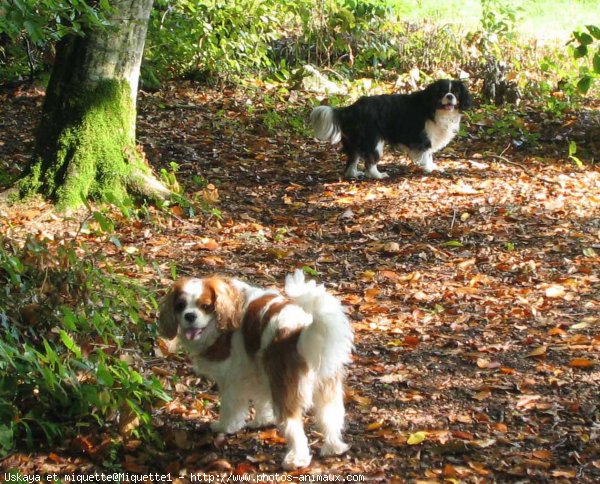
[
  {"left": 184, "top": 312, "right": 197, "bottom": 323},
  {"left": 445, "top": 93, "right": 454, "bottom": 100}
]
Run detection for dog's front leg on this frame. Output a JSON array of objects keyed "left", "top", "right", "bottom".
[
  {"left": 409, "top": 150, "right": 443, "bottom": 173},
  {"left": 211, "top": 385, "right": 249, "bottom": 434}
]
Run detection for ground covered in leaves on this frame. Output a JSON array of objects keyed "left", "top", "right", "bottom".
[{"left": 1, "top": 81, "right": 600, "bottom": 482}]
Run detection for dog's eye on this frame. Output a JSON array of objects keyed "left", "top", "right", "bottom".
[
  {"left": 199, "top": 303, "right": 212, "bottom": 312},
  {"left": 174, "top": 301, "right": 186, "bottom": 312}
]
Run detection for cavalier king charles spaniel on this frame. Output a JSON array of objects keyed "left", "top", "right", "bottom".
[
  {"left": 311, "top": 79, "right": 472, "bottom": 179},
  {"left": 158, "top": 270, "right": 353, "bottom": 469}
]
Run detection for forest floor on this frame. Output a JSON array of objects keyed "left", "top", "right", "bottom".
[{"left": 1, "top": 80, "right": 599, "bottom": 482}]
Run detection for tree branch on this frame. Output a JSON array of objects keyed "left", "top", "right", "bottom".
[{"left": 487, "top": 154, "right": 563, "bottom": 187}]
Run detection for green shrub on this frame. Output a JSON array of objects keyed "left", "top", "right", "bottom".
[
  {"left": 0, "top": 0, "right": 108, "bottom": 82},
  {"left": 145, "top": 0, "right": 285, "bottom": 83},
  {"left": 143, "top": 0, "right": 470, "bottom": 84},
  {"left": 0, "top": 215, "right": 168, "bottom": 458},
  {"left": 285, "top": 0, "right": 401, "bottom": 70},
  {"left": 569, "top": 24, "right": 600, "bottom": 93}
]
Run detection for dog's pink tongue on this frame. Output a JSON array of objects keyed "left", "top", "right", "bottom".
[
  {"left": 444, "top": 104, "right": 456, "bottom": 110},
  {"left": 185, "top": 328, "right": 203, "bottom": 340}
]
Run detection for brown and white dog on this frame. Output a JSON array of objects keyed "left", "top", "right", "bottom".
[{"left": 158, "top": 270, "right": 353, "bottom": 469}]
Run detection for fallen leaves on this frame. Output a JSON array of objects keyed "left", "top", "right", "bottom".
[{"left": 3, "top": 80, "right": 600, "bottom": 482}]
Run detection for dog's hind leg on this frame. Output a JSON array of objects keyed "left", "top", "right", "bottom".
[
  {"left": 314, "top": 374, "right": 350, "bottom": 456},
  {"left": 341, "top": 141, "right": 364, "bottom": 179},
  {"left": 265, "top": 335, "right": 313, "bottom": 469},
  {"left": 281, "top": 413, "right": 312, "bottom": 470},
  {"left": 275, "top": 372, "right": 314, "bottom": 469},
  {"left": 364, "top": 152, "right": 389, "bottom": 179},
  {"left": 343, "top": 153, "right": 363, "bottom": 179}
]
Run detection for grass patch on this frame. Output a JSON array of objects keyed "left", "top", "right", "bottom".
[{"left": 390, "top": 0, "right": 600, "bottom": 40}]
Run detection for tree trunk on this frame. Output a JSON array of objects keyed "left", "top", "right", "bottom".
[{"left": 19, "top": 0, "right": 168, "bottom": 208}]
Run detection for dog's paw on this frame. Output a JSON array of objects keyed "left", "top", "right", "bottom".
[
  {"left": 282, "top": 449, "right": 312, "bottom": 470},
  {"left": 365, "top": 165, "right": 389, "bottom": 180},
  {"left": 321, "top": 440, "right": 350, "bottom": 457},
  {"left": 423, "top": 163, "right": 444, "bottom": 174},
  {"left": 211, "top": 420, "right": 243, "bottom": 434},
  {"left": 344, "top": 169, "right": 364, "bottom": 179},
  {"left": 368, "top": 172, "right": 389, "bottom": 179}
]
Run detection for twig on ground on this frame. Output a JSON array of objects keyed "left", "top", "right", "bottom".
[{"left": 487, "top": 154, "right": 563, "bottom": 187}]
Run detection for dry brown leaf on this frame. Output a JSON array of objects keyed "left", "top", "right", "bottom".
[
  {"left": 551, "top": 469, "right": 577, "bottom": 478},
  {"left": 457, "top": 258, "right": 477, "bottom": 270},
  {"left": 468, "top": 461, "right": 491, "bottom": 475},
  {"left": 532, "top": 450, "right": 553, "bottom": 461},
  {"left": 516, "top": 394, "right": 541, "bottom": 408},
  {"left": 257, "top": 428, "right": 286, "bottom": 444},
  {"left": 366, "top": 421, "right": 384, "bottom": 431},
  {"left": 194, "top": 238, "right": 219, "bottom": 250},
  {"left": 452, "top": 430, "right": 474, "bottom": 440},
  {"left": 569, "top": 358, "right": 595, "bottom": 368},
  {"left": 404, "top": 335, "right": 420, "bottom": 347},
  {"left": 526, "top": 346, "right": 547, "bottom": 357},
  {"left": 473, "top": 389, "right": 491, "bottom": 401}
]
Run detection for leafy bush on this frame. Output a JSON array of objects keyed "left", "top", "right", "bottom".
[
  {"left": 283, "top": 0, "right": 401, "bottom": 69},
  {"left": 569, "top": 24, "right": 600, "bottom": 93},
  {"left": 145, "top": 0, "right": 286, "bottom": 83},
  {"left": 144, "top": 0, "right": 469, "bottom": 84},
  {"left": 0, "top": 213, "right": 168, "bottom": 457},
  {"left": 0, "top": 0, "right": 108, "bottom": 82}
]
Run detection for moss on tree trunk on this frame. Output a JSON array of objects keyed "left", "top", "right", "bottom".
[
  {"left": 18, "top": 0, "right": 166, "bottom": 209},
  {"left": 20, "top": 78, "right": 142, "bottom": 208}
]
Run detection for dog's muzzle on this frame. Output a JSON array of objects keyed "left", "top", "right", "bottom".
[{"left": 441, "top": 93, "right": 458, "bottom": 110}]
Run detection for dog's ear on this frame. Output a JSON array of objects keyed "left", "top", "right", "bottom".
[
  {"left": 424, "top": 80, "right": 444, "bottom": 116},
  {"left": 158, "top": 288, "right": 179, "bottom": 339},
  {"left": 458, "top": 81, "right": 473, "bottom": 110},
  {"left": 206, "top": 277, "right": 243, "bottom": 332}
]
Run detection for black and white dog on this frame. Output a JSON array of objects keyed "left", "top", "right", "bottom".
[{"left": 310, "top": 79, "right": 472, "bottom": 179}]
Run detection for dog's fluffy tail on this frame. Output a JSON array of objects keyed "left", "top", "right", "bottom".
[
  {"left": 285, "top": 270, "right": 353, "bottom": 379},
  {"left": 310, "top": 106, "right": 342, "bottom": 144}
]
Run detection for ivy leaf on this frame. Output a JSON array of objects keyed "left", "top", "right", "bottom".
[
  {"left": 586, "top": 25, "right": 600, "bottom": 40},
  {"left": 576, "top": 32, "right": 594, "bottom": 46},
  {"left": 573, "top": 45, "right": 588, "bottom": 59},
  {"left": 593, "top": 52, "right": 600, "bottom": 74},
  {"left": 577, "top": 75, "right": 593, "bottom": 94}
]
